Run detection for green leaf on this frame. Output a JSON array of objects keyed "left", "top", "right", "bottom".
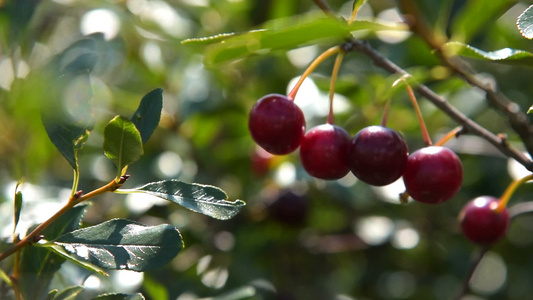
[
  {"left": 40, "top": 35, "right": 99, "bottom": 170},
  {"left": 41, "top": 242, "right": 108, "bottom": 276},
  {"left": 352, "top": 0, "right": 368, "bottom": 14},
  {"left": 19, "top": 204, "right": 90, "bottom": 300},
  {"left": 450, "top": 0, "right": 511, "bottom": 43},
  {"left": 41, "top": 74, "right": 93, "bottom": 171},
  {"left": 53, "top": 219, "right": 183, "bottom": 272},
  {"left": 0, "top": 268, "right": 12, "bottom": 287},
  {"left": 46, "top": 290, "right": 59, "bottom": 300},
  {"left": 142, "top": 275, "right": 168, "bottom": 300},
  {"left": 185, "top": 15, "right": 406, "bottom": 65},
  {"left": 528, "top": 105, "right": 533, "bottom": 114},
  {"left": 442, "top": 42, "right": 533, "bottom": 67},
  {"left": 103, "top": 116, "right": 144, "bottom": 175},
  {"left": 13, "top": 180, "right": 23, "bottom": 234},
  {"left": 518, "top": 5, "right": 533, "bottom": 39},
  {"left": 52, "top": 286, "right": 84, "bottom": 300},
  {"left": 131, "top": 88, "right": 163, "bottom": 144},
  {"left": 94, "top": 293, "right": 145, "bottom": 300},
  {"left": 116, "top": 180, "right": 246, "bottom": 220}
]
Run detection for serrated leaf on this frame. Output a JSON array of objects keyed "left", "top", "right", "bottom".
[
  {"left": 116, "top": 180, "right": 245, "bottom": 220},
  {"left": 53, "top": 219, "right": 183, "bottom": 272},
  {"left": 450, "top": 0, "right": 511, "bottom": 43},
  {"left": 188, "top": 15, "right": 406, "bottom": 65},
  {"left": 53, "top": 286, "right": 84, "bottom": 300},
  {"left": 518, "top": 5, "right": 533, "bottom": 39},
  {"left": 442, "top": 42, "right": 533, "bottom": 67},
  {"left": 103, "top": 116, "right": 144, "bottom": 175},
  {"left": 94, "top": 293, "right": 145, "bottom": 300},
  {"left": 131, "top": 88, "right": 163, "bottom": 144},
  {"left": 19, "top": 204, "right": 90, "bottom": 300}
]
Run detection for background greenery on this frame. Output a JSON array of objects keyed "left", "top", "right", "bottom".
[{"left": 1, "top": 0, "right": 533, "bottom": 299}]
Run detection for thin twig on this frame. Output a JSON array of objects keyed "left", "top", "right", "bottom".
[
  {"left": 311, "top": 0, "right": 334, "bottom": 15},
  {"left": 454, "top": 246, "right": 489, "bottom": 300}
]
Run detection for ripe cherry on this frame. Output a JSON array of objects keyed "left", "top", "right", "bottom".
[
  {"left": 268, "top": 190, "right": 309, "bottom": 226},
  {"left": 299, "top": 124, "right": 351, "bottom": 180},
  {"left": 248, "top": 94, "right": 305, "bottom": 155},
  {"left": 459, "top": 196, "right": 509, "bottom": 245},
  {"left": 348, "top": 125, "right": 408, "bottom": 186},
  {"left": 403, "top": 146, "right": 463, "bottom": 204}
]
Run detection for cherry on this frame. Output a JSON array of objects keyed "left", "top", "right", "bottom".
[
  {"left": 268, "top": 190, "right": 309, "bottom": 226},
  {"left": 459, "top": 196, "right": 509, "bottom": 245},
  {"left": 250, "top": 146, "right": 275, "bottom": 177},
  {"left": 403, "top": 146, "right": 463, "bottom": 204},
  {"left": 248, "top": 94, "right": 305, "bottom": 155},
  {"left": 348, "top": 125, "right": 408, "bottom": 186},
  {"left": 299, "top": 124, "right": 351, "bottom": 180}
]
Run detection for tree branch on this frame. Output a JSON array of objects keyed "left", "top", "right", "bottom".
[
  {"left": 342, "top": 40, "right": 533, "bottom": 171},
  {"left": 454, "top": 246, "right": 489, "bottom": 300}
]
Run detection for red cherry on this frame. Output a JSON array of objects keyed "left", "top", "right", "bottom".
[
  {"left": 403, "top": 146, "right": 463, "bottom": 204},
  {"left": 299, "top": 124, "right": 351, "bottom": 180},
  {"left": 248, "top": 94, "right": 305, "bottom": 155},
  {"left": 459, "top": 196, "right": 509, "bottom": 245},
  {"left": 348, "top": 126, "right": 408, "bottom": 186}
]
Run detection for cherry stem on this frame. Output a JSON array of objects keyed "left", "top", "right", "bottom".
[
  {"left": 327, "top": 51, "right": 345, "bottom": 124},
  {"left": 287, "top": 46, "right": 341, "bottom": 101},
  {"left": 381, "top": 98, "right": 392, "bottom": 127},
  {"left": 435, "top": 126, "right": 463, "bottom": 147},
  {"left": 496, "top": 173, "right": 533, "bottom": 213},
  {"left": 405, "top": 82, "right": 432, "bottom": 146},
  {"left": 348, "top": 5, "right": 359, "bottom": 24}
]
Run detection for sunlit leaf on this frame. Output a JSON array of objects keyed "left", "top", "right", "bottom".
[
  {"left": 184, "top": 15, "right": 406, "bottom": 65},
  {"left": 94, "top": 293, "right": 145, "bottom": 300},
  {"left": 528, "top": 105, "right": 533, "bottom": 114},
  {"left": 116, "top": 180, "right": 246, "bottom": 220},
  {"left": 103, "top": 116, "right": 144, "bottom": 175},
  {"left": 46, "top": 290, "right": 58, "bottom": 300},
  {"left": 19, "top": 204, "right": 90, "bottom": 300},
  {"left": 41, "top": 242, "right": 108, "bottom": 276},
  {"left": 450, "top": 0, "right": 511, "bottom": 43},
  {"left": 442, "top": 42, "right": 533, "bottom": 67},
  {"left": 13, "top": 180, "right": 23, "bottom": 234},
  {"left": 53, "top": 219, "right": 183, "bottom": 272},
  {"left": 352, "top": 0, "right": 368, "bottom": 14},
  {"left": 131, "top": 88, "right": 163, "bottom": 144},
  {"left": 518, "top": 5, "right": 533, "bottom": 39}
]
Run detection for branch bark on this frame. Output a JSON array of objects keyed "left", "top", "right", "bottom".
[{"left": 343, "top": 40, "right": 533, "bottom": 171}]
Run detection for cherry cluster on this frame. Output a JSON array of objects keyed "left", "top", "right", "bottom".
[
  {"left": 248, "top": 93, "right": 463, "bottom": 205},
  {"left": 247, "top": 43, "right": 532, "bottom": 248}
]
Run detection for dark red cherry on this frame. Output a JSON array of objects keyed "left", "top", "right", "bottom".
[
  {"left": 248, "top": 94, "right": 305, "bottom": 155},
  {"left": 299, "top": 124, "right": 351, "bottom": 180},
  {"left": 459, "top": 196, "right": 509, "bottom": 245},
  {"left": 348, "top": 125, "right": 408, "bottom": 186},
  {"left": 268, "top": 190, "right": 309, "bottom": 226},
  {"left": 403, "top": 146, "right": 463, "bottom": 204}
]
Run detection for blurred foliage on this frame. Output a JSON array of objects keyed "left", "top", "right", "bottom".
[{"left": 2, "top": 0, "right": 533, "bottom": 300}]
